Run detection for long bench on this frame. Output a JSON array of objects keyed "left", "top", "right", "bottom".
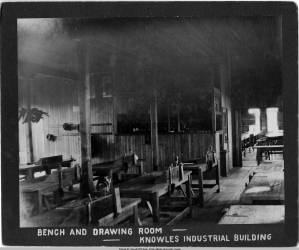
[
  {"left": 119, "top": 166, "right": 192, "bottom": 224},
  {"left": 20, "top": 166, "right": 80, "bottom": 215},
  {"left": 19, "top": 155, "right": 74, "bottom": 181},
  {"left": 57, "top": 188, "right": 141, "bottom": 226},
  {"left": 92, "top": 153, "right": 144, "bottom": 189},
  {"left": 183, "top": 159, "right": 220, "bottom": 207}
]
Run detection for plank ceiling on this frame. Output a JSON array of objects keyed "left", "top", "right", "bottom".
[{"left": 18, "top": 17, "right": 282, "bottom": 107}]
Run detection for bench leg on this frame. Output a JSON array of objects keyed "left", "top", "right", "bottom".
[
  {"left": 177, "top": 185, "right": 186, "bottom": 197},
  {"left": 215, "top": 165, "right": 220, "bottom": 193},
  {"left": 146, "top": 201, "right": 153, "bottom": 215},
  {"left": 26, "top": 169, "right": 34, "bottom": 181},
  {"left": 36, "top": 190, "right": 43, "bottom": 214},
  {"left": 42, "top": 194, "right": 52, "bottom": 211},
  {"left": 131, "top": 205, "right": 142, "bottom": 226},
  {"left": 186, "top": 174, "right": 192, "bottom": 217},
  {"left": 197, "top": 168, "right": 204, "bottom": 207},
  {"left": 151, "top": 194, "right": 160, "bottom": 223}
]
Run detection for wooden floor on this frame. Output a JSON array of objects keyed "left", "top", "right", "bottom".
[
  {"left": 219, "top": 205, "right": 284, "bottom": 224},
  {"left": 174, "top": 166, "right": 254, "bottom": 226},
  {"left": 175, "top": 150, "right": 284, "bottom": 226},
  {"left": 20, "top": 149, "right": 284, "bottom": 227}
]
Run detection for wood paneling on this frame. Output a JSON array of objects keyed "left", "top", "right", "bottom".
[
  {"left": 19, "top": 75, "right": 213, "bottom": 173},
  {"left": 115, "top": 133, "right": 214, "bottom": 173},
  {"left": 19, "top": 75, "right": 81, "bottom": 164}
]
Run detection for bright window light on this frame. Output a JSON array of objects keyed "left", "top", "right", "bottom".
[
  {"left": 266, "top": 107, "right": 279, "bottom": 132},
  {"left": 248, "top": 108, "right": 261, "bottom": 135}
]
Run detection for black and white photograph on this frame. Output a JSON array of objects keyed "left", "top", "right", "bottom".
[{"left": 1, "top": 1, "right": 298, "bottom": 247}]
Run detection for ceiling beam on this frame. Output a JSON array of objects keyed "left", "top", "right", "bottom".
[{"left": 19, "top": 59, "right": 78, "bottom": 80}]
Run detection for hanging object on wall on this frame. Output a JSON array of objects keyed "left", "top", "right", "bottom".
[
  {"left": 63, "top": 123, "right": 79, "bottom": 131},
  {"left": 18, "top": 107, "right": 49, "bottom": 124},
  {"left": 46, "top": 133, "right": 57, "bottom": 142}
]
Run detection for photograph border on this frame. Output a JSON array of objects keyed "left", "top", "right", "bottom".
[{"left": 1, "top": 1, "right": 298, "bottom": 246}]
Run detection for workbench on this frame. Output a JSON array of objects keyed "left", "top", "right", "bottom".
[
  {"left": 19, "top": 157, "right": 74, "bottom": 181},
  {"left": 20, "top": 166, "right": 78, "bottom": 215},
  {"left": 98, "top": 198, "right": 141, "bottom": 226},
  {"left": 92, "top": 155, "right": 143, "bottom": 187},
  {"left": 240, "top": 171, "right": 284, "bottom": 205},
  {"left": 57, "top": 193, "right": 141, "bottom": 226},
  {"left": 254, "top": 145, "right": 284, "bottom": 165},
  {"left": 183, "top": 162, "right": 220, "bottom": 207},
  {"left": 218, "top": 205, "right": 284, "bottom": 224},
  {"left": 119, "top": 170, "right": 192, "bottom": 224},
  {"left": 92, "top": 160, "right": 123, "bottom": 187}
]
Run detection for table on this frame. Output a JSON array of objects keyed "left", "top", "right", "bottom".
[
  {"left": 20, "top": 172, "right": 62, "bottom": 214},
  {"left": 19, "top": 158, "right": 74, "bottom": 181},
  {"left": 254, "top": 145, "right": 284, "bottom": 165},
  {"left": 248, "top": 161, "right": 284, "bottom": 183},
  {"left": 218, "top": 205, "right": 284, "bottom": 224},
  {"left": 98, "top": 198, "right": 141, "bottom": 226},
  {"left": 92, "top": 160, "right": 123, "bottom": 188},
  {"left": 119, "top": 170, "right": 192, "bottom": 223},
  {"left": 240, "top": 171, "right": 284, "bottom": 205},
  {"left": 19, "top": 164, "right": 45, "bottom": 181},
  {"left": 57, "top": 194, "right": 141, "bottom": 226},
  {"left": 20, "top": 166, "right": 78, "bottom": 215},
  {"left": 183, "top": 162, "right": 220, "bottom": 207}
]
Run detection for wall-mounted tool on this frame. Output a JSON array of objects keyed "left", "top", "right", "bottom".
[
  {"left": 46, "top": 133, "right": 57, "bottom": 142},
  {"left": 63, "top": 123, "right": 79, "bottom": 131}
]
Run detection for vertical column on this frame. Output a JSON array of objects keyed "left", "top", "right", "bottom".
[
  {"left": 77, "top": 40, "right": 94, "bottom": 195},
  {"left": 150, "top": 85, "right": 159, "bottom": 171},
  {"left": 232, "top": 109, "right": 242, "bottom": 167},
  {"left": 260, "top": 108, "right": 268, "bottom": 134},
  {"left": 177, "top": 103, "right": 181, "bottom": 132},
  {"left": 151, "top": 193, "right": 160, "bottom": 223},
  {"left": 226, "top": 50, "right": 234, "bottom": 172},
  {"left": 25, "top": 77, "right": 34, "bottom": 163},
  {"left": 277, "top": 15, "right": 283, "bottom": 61},
  {"left": 197, "top": 167, "right": 204, "bottom": 207},
  {"left": 167, "top": 104, "right": 171, "bottom": 132}
]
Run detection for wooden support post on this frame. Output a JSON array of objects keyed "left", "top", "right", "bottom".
[
  {"left": 186, "top": 173, "right": 192, "bottom": 217},
  {"left": 167, "top": 104, "right": 171, "bottom": 132},
  {"left": 277, "top": 15, "right": 283, "bottom": 61},
  {"left": 232, "top": 109, "right": 242, "bottom": 167},
  {"left": 77, "top": 40, "right": 95, "bottom": 195},
  {"left": 151, "top": 193, "right": 160, "bottom": 223},
  {"left": 197, "top": 167, "right": 204, "bottom": 207},
  {"left": 25, "top": 77, "right": 34, "bottom": 163},
  {"left": 260, "top": 108, "right": 268, "bottom": 133},
  {"left": 150, "top": 87, "right": 159, "bottom": 171},
  {"left": 177, "top": 103, "right": 181, "bottom": 132},
  {"left": 215, "top": 163, "right": 220, "bottom": 192}
]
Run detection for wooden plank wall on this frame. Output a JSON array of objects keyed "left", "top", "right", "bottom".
[
  {"left": 90, "top": 73, "right": 115, "bottom": 165},
  {"left": 115, "top": 132, "right": 214, "bottom": 173},
  {"left": 19, "top": 75, "right": 81, "bottom": 164},
  {"left": 19, "top": 76, "right": 213, "bottom": 172}
]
